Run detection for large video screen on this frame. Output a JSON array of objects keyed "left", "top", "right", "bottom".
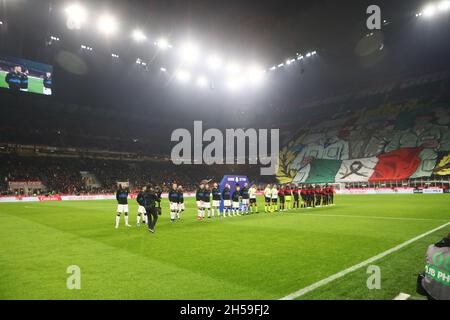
[{"left": 0, "top": 56, "right": 53, "bottom": 96}]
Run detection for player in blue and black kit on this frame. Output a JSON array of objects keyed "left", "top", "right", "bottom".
[
  {"left": 168, "top": 183, "right": 179, "bottom": 222},
  {"left": 196, "top": 184, "right": 205, "bottom": 220},
  {"left": 5, "top": 65, "right": 27, "bottom": 91},
  {"left": 232, "top": 185, "right": 242, "bottom": 217},
  {"left": 115, "top": 184, "right": 131, "bottom": 228},
  {"left": 222, "top": 184, "right": 232, "bottom": 217},
  {"left": 136, "top": 186, "right": 148, "bottom": 226},
  {"left": 43, "top": 72, "right": 52, "bottom": 95},
  {"left": 203, "top": 184, "right": 212, "bottom": 218},
  {"left": 177, "top": 185, "right": 184, "bottom": 220},
  {"left": 240, "top": 183, "right": 250, "bottom": 215},
  {"left": 211, "top": 183, "right": 221, "bottom": 218}
]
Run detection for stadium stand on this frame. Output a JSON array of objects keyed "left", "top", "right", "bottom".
[
  {"left": 1, "top": 70, "right": 449, "bottom": 195},
  {"left": 277, "top": 70, "right": 450, "bottom": 185},
  {"left": 0, "top": 152, "right": 273, "bottom": 195}
]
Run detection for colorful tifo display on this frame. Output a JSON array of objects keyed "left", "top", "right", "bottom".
[{"left": 277, "top": 71, "right": 450, "bottom": 183}]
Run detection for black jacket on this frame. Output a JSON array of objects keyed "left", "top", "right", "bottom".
[{"left": 142, "top": 191, "right": 159, "bottom": 210}]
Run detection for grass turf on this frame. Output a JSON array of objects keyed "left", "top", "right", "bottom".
[
  {"left": 0, "top": 71, "right": 45, "bottom": 95},
  {"left": 0, "top": 195, "right": 449, "bottom": 300}
]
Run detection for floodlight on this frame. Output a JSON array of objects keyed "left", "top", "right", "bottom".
[
  {"left": 132, "top": 29, "right": 146, "bottom": 42},
  {"left": 246, "top": 65, "right": 265, "bottom": 86},
  {"left": 179, "top": 43, "right": 200, "bottom": 63},
  {"left": 438, "top": 0, "right": 450, "bottom": 11},
  {"left": 226, "top": 62, "right": 240, "bottom": 74},
  {"left": 207, "top": 54, "right": 223, "bottom": 70},
  {"left": 97, "top": 14, "right": 118, "bottom": 36},
  {"left": 423, "top": 4, "right": 437, "bottom": 17},
  {"left": 226, "top": 77, "right": 244, "bottom": 91},
  {"left": 155, "top": 38, "right": 171, "bottom": 50},
  {"left": 176, "top": 70, "right": 191, "bottom": 82},
  {"left": 196, "top": 76, "right": 208, "bottom": 87},
  {"left": 160, "top": 67, "right": 167, "bottom": 72},
  {"left": 65, "top": 4, "right": 87, "bottom": 30}
]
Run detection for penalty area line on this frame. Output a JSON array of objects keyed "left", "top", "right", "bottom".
[{"left": 279, "top": 221, "right": 450, "bottom": 300}]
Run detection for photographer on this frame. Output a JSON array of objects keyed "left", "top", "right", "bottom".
[{"left": 417, "top": 232, "right": 450, "bottom": 300}]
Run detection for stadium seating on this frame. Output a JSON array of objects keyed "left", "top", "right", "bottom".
[
  {"left": 277, "top": 70, "right": 450, "bottom": 184},
  {"left": 1, "top": 70, "right": 450, "bottom": 194},
  {"left": 0, "top": 153, "right": 273, "bottom": 195}
]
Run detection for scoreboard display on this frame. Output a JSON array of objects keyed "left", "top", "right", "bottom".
[{"left": 0, "top": 56, "right": 53, "bottom": 96}]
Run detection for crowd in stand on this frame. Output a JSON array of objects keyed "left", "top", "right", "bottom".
[{"left": 0, "top": 154, "right": 275, "bottom": 196}]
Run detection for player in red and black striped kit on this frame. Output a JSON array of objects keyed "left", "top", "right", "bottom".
[
  {"left": 314, "top": 185, "right": 322, "bottom": 207},
  {"left": 292, "top": 184, "right": 300, "bottom": 209},
  {"left": 278, "top": 186, "right": 285, "bottom": 211}
]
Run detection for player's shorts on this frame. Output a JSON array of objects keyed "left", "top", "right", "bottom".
[
  {"left": 43, "top": 87, "right": 52, "bottom": 95},
  {"left": 223, "top": 200, "right": 231, "bottom": 207},
  {"left": 170, "top": 202, "right": 178, "bottom": 211},
  {"left": 178, "top": 203, "right": 185, "bottom": 211},
  {"left": 250, "top": 198, "right": 257, "bottom": 204},
  {"left": 242, "top": 199, "right": 249, "bottom": 205},
  {"left": 203, "top": 202, "right": 211, "bottom": 209},
  {"left": 196, "top": 201, "right": 204, "bottom": 208},
  {"left": 117, "top": 204, "right": 129, "bottom": 213},
  {"left": 279, "top": 196, "right": 285, "bottom": 203},
  {"left": 232, "top": 201, "right": 240, "bottom": 209},
  {"left": 138, "top": 205, "right": 146, "bottom": 214},
  {"left": 271, "top": 198, "right": 278, "bottom": 203},
  {"left": 265, "top": 197, "right": 271, "bottom": 203},
  {"left": 285, "top": 195, "right": 292, "bottom": 202},
  {"left": 212, "top": 200, "right": 220, "bottom": 207}
]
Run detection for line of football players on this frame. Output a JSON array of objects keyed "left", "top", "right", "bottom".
[
  {"left": 115, "top": 182, "right": 336, "bottom": 228},
  {"left": 263, "top": 184, "right": 335, "bottom": 213}
]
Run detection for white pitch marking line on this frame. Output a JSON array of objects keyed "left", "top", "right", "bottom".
[
  {"left": 300, "top": 213, "right": 447, "bottom": 222},
  {"left": 280, "top": 221, "right": 450, "bottom": 300},
  {"left": 393, "top": 293, "right": 411, "bottom": 300}
]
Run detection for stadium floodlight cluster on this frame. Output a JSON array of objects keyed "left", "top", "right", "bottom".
[
  {"left": 59, "top": 3, "right": 320, "bottom": 91},
  {"left": 136, "top": 58, "right": 147, "bottom": 67},
  {"left": 65, "top": 4, "right": 88, "bottom": 30},
  {"left": 80, "top": 44, "right": 93, "bottom": 51},
  {"left": 50, "top": 36, "right": 60, "bottom": 42},
  {"left": 416, "top": 0, "right": 450, "bottom": 17},
  {"left": 268, "top": 51, "right": 317, "bottom": 72}
]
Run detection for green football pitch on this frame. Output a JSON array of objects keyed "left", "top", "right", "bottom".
[
  {"left": 0, "top": 71, "right": 45, "bottom": 95},
  {"left": 0, "top": 195, "right": 449, "bottom": 300}
]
